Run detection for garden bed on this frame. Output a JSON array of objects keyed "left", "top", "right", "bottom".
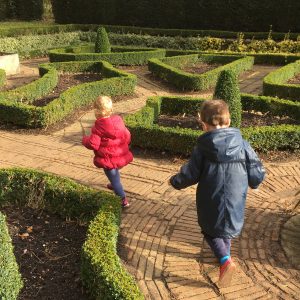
[
  {"left": 180, "top": 62, "right": 221, "bottom": 74},
  {"left": 3, "top": 205, "right": 89, "bottom": 299},
  {"left": 125, "top": 95, "right": 300, "bottom": 154},
  {"left": 33, "top": 73, "right": 103, "bottom": 107},
  {"left": 157, "top": 111, "right": 300, "bottom": 130},
  {"left": 0, "top": 168, "right": 143, "bottom": 300}
]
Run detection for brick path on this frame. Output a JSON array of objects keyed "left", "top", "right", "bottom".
[{"left": 0, "top": 59, "right": 299, "bottom": 299}]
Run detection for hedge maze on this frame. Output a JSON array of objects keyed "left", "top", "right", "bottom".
[{"left": 0, "top": 26, "right": 300, "bottom": 299}]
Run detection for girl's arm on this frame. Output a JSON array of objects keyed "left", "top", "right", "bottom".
[{"left": 82, "top": 133, "right": 101, "bottom": 151}]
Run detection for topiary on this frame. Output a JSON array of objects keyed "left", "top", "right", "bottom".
[
  {"left": 95, "top": 26, "right": 111, "bottom": 53},
  {"left": 214, "top": 69, "right": 242, "bottom": 128}
]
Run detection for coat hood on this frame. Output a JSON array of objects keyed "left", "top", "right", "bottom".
[
  {"left": 93, "top": 115, "right": 122, "bottom": 139},
  {"left": 198, "top": 127, "right": 244, "bottom": 163}
]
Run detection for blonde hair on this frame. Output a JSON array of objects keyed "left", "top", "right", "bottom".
[
  {"left": 200, "top": 99, "right": 230, "bottom": 126},
  {"left": 94, "top": 96, "right": 113, "bottom": 118}
]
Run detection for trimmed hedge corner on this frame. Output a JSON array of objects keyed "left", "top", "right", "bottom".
[
  {"left": 125, "top": 95, "right": 300, "bottom": 155},
  {"left": 0, "top": 212, "right": 23, "bottom": 300},
  {"left": 0, "top": 60, "right": 136, "bottom": 128},
  {"left": 49, "top": 44, "right": 166, "bottom": 65},
  {"left": 148, "top": 54, "right": 254, "bottom": 91},
  {"left": 0, "top": 168, "right": 144, "bottom": 300},
  {"left": 263, "top": 60, "right": 300, "bottom": 101}
]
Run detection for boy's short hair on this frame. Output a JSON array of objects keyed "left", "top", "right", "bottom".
[
  {"left": 200, "top": 99, "right": 230, "bottom": 126},
  {"left": 94, "top": 95, "right": 113, "bottom": 118}
]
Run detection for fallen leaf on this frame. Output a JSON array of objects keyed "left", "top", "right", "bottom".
[
  {"left": 26, "top": 226, "right": 33, "bottom": 233},
  {"left": 19, "top": 232, "right": 29, "bottom": 239}
]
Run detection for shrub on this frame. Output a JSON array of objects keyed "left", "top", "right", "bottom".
[
  {"left": 0, "top": 212, "right": 23, "bottom": 300},
  {"left": 214, "top": 70, "right": 242, "bottom": 128},
  {"left": 95, "top": 26, "right": 111, "bottom": 53},
  {"left": 148, "top": 54, "right": 253, "bottom": 92},
  {"left": 263, "top": 60, "right": 300, "bottom": 101},
  {"left": 0, "top": 31, "right": 92, "bottom": 58},
  {"left": 125, "top": 95, "right": 299, "bottom": 154},
  {"left": 0, "top": 168, "right": 143, "bottom": 300},
  {"left": 49, "top": 44, "right": 166, "bottom": 65},
  {"left": 0, "top": 68, "right": 5, "bottom": 87},
  {"left": 109, "top": 33, "right": 300, "bottom": 54},
  {"left": 0, "top": 61, "right": 136, "bottom": 128}
]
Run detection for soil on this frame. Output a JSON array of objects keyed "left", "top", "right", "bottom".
[
  {"left": 287, "top": 73, "right": 300, "bottom": 84},
  {"left": 1, "top": 205, "right": 89, "bottom": 300},
  {"left": 157, "top": 111, "right": 300, "bottom": 130},
  {"left": 33, "top": 73, "right": 103, "bottom": 107},
  {"left": 180, "top": 62, "right": 221, "bottom": 74}
]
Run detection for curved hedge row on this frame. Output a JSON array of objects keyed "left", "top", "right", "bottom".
[
  {"left": 0, "top": 168, "right": 143, "bottom": 300},
  {"left": 124, "top": 95, "right": 300, "bottom": 154},
  {"left": 0, "top": 212, "right": 23, "bottom": 300},
  {"left": 263, "top": 60, "right": 300, "bottom": 101},
  {"left": 148, "top": 54, "right": 254, "bottom": 91},
  {"left": 0, "top": 60, "right": 136, "bottom": 128},
  {"left": 49, "top": 45, "right": 166, "bottom": 65},
  {"left": 0, "top": 64, "right": 58, "bottom": 104},
  {"left": 0, "top": 68, "right": 5, "bottom": 87},
  {"left": 165, "top": 50, "right": 300, "bottom": 66}
]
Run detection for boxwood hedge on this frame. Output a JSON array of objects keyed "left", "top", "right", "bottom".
[
  {"left": 0, "top": 68, "right": 5, "bottom": 87},
  {"left": 263, "top": 60, "right": 300, "bottom": 101},
  {"left": 0, "top": 23, "right": 298, "bottom": 41},
  {"left": 0, "top": 211, "right": 23, "bottom": 300},
  {"left": 124, "top": 95, "right": 300, "bottom": 154},
  {"left": 0, "top": 60, "right": 136, "bottom": 128},
  {"left": 49, "top": 44, "right": 166, "bottom": 65},
  {"left": 148, "top": 54, "right": 254, "bottom": 91},
  {"left": 165, "top": 50, "right": 300, "bottom": 66},
  {"left": 0, "top": 168, "right": 143, "bottom": 300}
]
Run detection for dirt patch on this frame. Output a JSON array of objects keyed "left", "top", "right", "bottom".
[
  {"left": 157, "top": 111, "right": 299, "bottom": 130},
  {"left": 2, "top": 205, "right": 89, "bottom": 300},
  {"left": 33, "top": 73, "right": 103, "bottom": 107},
  {"left": 180, "top": 62, "right": 221, "bottom": 74},
  {"left": 287, "top": 73, "right": 300, "bottom": 84}
]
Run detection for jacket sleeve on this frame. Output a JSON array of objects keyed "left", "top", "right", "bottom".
[
  {"left": 82, "top": 133, "right": 101, "bottom": 151},
  {"left": 244, "top": 141, "right": 266, "bottom": 189},
  {"left": 170, "top": 144, "right": 203, "bottom": 190},
  {"left": 124, "top": 127, "right": 131, "bottom": 144}
]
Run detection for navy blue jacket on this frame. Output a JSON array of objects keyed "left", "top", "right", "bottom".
[{"left": 170, "top": 128, "right": 265, "bottom": 238}]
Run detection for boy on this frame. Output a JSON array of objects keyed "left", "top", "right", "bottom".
[{"left": 169, "top": 100, "right": 265, "bottom": 286}]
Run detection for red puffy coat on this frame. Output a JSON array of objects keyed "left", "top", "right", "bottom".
[{"left": 82, "top": 115, "right": 133, "bottom": 169}]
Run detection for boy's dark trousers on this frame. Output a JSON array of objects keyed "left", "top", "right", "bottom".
[{"left": 203, "top": 232, "right": 231, "bottom": 262}]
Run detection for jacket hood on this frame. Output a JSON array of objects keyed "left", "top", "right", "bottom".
[
  {"left": 198, "top": 127, "right": 244, "bottom": 162},
  {"left": 93, "top": 116, "right": 120, "bottom": 139}
]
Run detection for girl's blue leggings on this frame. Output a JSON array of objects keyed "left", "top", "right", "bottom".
[
  {"left": 203, "top": 232, "right": 231, "bottom": 263},
  {"left": 104, "top": 168, "right": 126, "bottom": 199}
]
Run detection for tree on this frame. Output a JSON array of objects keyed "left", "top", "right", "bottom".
[
  {"left": 95, "top": 26, "right": 111, "bottom": 53},
  {"left": 214, "top": 70, "right": 242, "bottom": 128}
]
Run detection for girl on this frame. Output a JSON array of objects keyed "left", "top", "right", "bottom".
[{"left": 82, "top": 95, "right": 133, "bottom": 207}]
